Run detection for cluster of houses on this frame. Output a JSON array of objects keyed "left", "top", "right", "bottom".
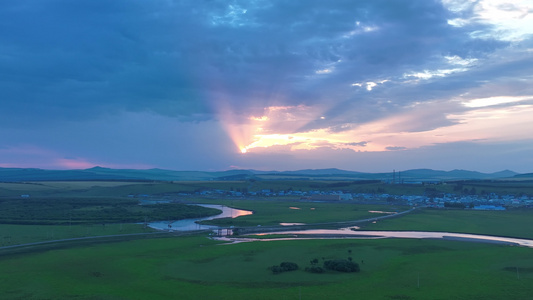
[
  {"left": 407, "top": 193, "right": 533, "bottom": 210},
  {"left": 197, "top": 188, "right": 355, "bottom": 200},
  {"left": 134, "top": 187, "right": 533, "bottom": 210}
]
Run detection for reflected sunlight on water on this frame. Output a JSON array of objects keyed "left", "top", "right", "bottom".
[
  {"left": 215, "top": 228, "right": 533, "bottom": 248},
  {"left": 148, "top": 204, "right": 252, "bottom": 231}
]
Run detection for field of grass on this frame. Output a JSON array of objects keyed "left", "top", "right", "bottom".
[
  {"left": 0, "top": 223, "right": 155, "bottom": 246},
  {"left": 0, "top": 197, "right": 220, "bottom": 225},
  {"left": 197, "top": 198, "right": 408, "bottom": 227},
  {"left": 0, "top": 182, "right": 405, "bottom": 247},
  {"left": 1, "top": 234, "right": 532, "bottom": 299},
  {"left": 0, "top": 181, "right": 140, "bottom": 197},
  {"left": 2, "top": 179, "right": 533, "bottom": 199},
  {"left": 459, "top": 180, "right": 533, "bottom": 196},
  {"left": 365, "top": 208, "right": 533, "bottom": 239},
  {"left": 1, "top": 180, "right": 533, "bottom": 299}
]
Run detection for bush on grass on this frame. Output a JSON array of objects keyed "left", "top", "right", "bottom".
[
  {"left": 269, "top": 261, "right": 299, "bottom": 274},
  {"left": 323, "top": 259, "right": 360, "bottom": 273}
]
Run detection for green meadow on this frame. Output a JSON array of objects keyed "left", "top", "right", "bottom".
[
  {"left": 1, "top": 180, "right": 533, "bottom": 299},
  {"left": 0, "top": 198, "right": 405, "bottom": 246},
  {"left": 197, "top": 198, "right": 408, "bottom": 227},
  {"left": 0, "top": 223, "right": 153, "bottom": 246},
  {"left": 366, "top": 208, "right": 533, "bottom": 239},
  {"left": 1, "top": 235, "right": 533, "bottom": 299},
  {"left": 4, "top": 179, "right": 532, "bottom": 199}
]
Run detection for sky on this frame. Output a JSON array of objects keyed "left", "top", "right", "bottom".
[{"left": 1, "top": 0, "right": 533, "bottom": 173}]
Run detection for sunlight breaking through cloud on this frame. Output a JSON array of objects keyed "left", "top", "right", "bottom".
[
  {"left": 443, "top": 0, "right": 533, "bottom": 41},
  {"left": 462, "top": 95, "right": 533, "bottom": 108},
  {"left": 2, "top": 0, "right": 533, "bottom": 172},
  {"left": 227, "top": 94, "right": 533, "bottom": 156}
]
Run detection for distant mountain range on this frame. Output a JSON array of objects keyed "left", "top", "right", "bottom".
[{"left": 0, "top": 167, "right": 525, "bottom": 182}]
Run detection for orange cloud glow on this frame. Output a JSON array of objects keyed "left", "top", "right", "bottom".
[
  {"left": 219, "top": 94, "right": 533, "bottom": 156},
  {"left": 219, "top": 104, "right": 327, "bottom": 153}
]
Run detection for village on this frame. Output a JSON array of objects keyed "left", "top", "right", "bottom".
[{"left": 132, "top": 186, "right": 533, "bottom": 211}]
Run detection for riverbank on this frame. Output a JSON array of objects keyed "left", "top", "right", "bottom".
[
  {"left": 148, "top": 204, "right": 252, "bottom": 230},
  {"left": 215, "top": 229, "right": 533, "bottom": 247}
]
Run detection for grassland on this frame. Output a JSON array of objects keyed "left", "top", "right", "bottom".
[
  {"left": 0, "top": 223, "right": 154, "bottom": 246},
  {"left": 0, "top": 196, "right": 220, "bottom": 225},
  {"left": 365, "top": 208, "right": 533, "bottom": 239},
  {"left": 1, "top": 180, "right": 533, "bottom": 299},
  {"left": 3, "top": 179, "right": 533, "bottom": 199},
  {"left": 1, "top": 235, "right": 533, "bottom": 299},
  {"left": 197, "top": 198, "right": 408, "bottom": 227},
  {"left": 0, "top": 198, "right": 405, "bottom": 246}
]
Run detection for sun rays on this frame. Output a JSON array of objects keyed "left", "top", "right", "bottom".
[{"left": 217, "top": 92, "right": 533, "bottom": 157}]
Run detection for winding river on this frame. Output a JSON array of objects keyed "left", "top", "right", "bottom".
[
  {"left": 215, "top": 228, "right": 533, "bottom": 248},
  {"left": 147, "top": 205, "right": 533, "bottom": 248},
  {"left": 148, "top": 204, "right": 252, "bottom": 231}
]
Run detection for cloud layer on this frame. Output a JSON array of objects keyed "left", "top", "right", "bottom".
[{"left": 1, "top": 0, "right": 533, "bottom": 172}]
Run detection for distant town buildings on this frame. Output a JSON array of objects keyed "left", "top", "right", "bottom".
[{"left": 128, "top": 185, "right": 533, "bottom": 210}]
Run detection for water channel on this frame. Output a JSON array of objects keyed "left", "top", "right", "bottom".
[
  {"left": 148, "top": 204, "right": 533, "bottom": 248},
  {"left": 147, "top": 204, "right": 252, "bottom": 231},
  {"left": 215, "top": 228, "right": 533, "bottom": 248}
]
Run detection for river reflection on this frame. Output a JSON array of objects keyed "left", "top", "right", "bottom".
[
  {"left": 148, "top": 205, "right": 533, "bottom": 248},
  {"left": 216, "top": 228, "right": 533, "bottom": 248},
  {"left": 148, "top": 204, "right": 252, "bottom": 231}
]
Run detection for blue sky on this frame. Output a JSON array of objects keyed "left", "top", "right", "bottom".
[{"left": 1, "top": 0, "right": 533, "bottom": 173}]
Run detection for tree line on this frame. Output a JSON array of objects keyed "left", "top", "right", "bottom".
[{"left": 0, "top": 197, "right": 221, "bottom": 225}]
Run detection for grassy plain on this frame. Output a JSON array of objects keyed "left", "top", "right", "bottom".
[
  {"left": 2, "top": 179, "right": 533, "bottom": 199},
  {"left": 0, "top": 223, "right": 153, "bottom": 246},
  {"left": 1, "top": 180, "right": 533, "bottom": 299},
  {"left": 365, "top": 208, "right": 533, "bottom": 239},
  {"left": 1, "top": 235, "right": 533, "bottom": 299},
  {"left": 197, "top": 198, "right": 408, "bottom": 227},
  {"left": 0, "top": 197, "right": 220, "bottom": 225},
  {"left": 0, "top": 198, "right": 404, "bottom": 246}
]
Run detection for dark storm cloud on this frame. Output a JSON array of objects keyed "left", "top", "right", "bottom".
[
  {"left": 0, "top": 0, "right": 215, "bottom": 125},
  {"left": 0, "top": 0, "right": 504, "bottom": 128},
  {"left": 2, "top": 0, "right": 532, "bottom": 172}
]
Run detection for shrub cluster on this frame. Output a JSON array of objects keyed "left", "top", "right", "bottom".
[
  {"left": 269, "top": 250, "right": 361, "bottom": 275},
  {"left": 323, "top": 259, "right": 360, "bottom": 273},
  {"left": 269, "top": 262, "right": 299, "bottom": 274}
]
